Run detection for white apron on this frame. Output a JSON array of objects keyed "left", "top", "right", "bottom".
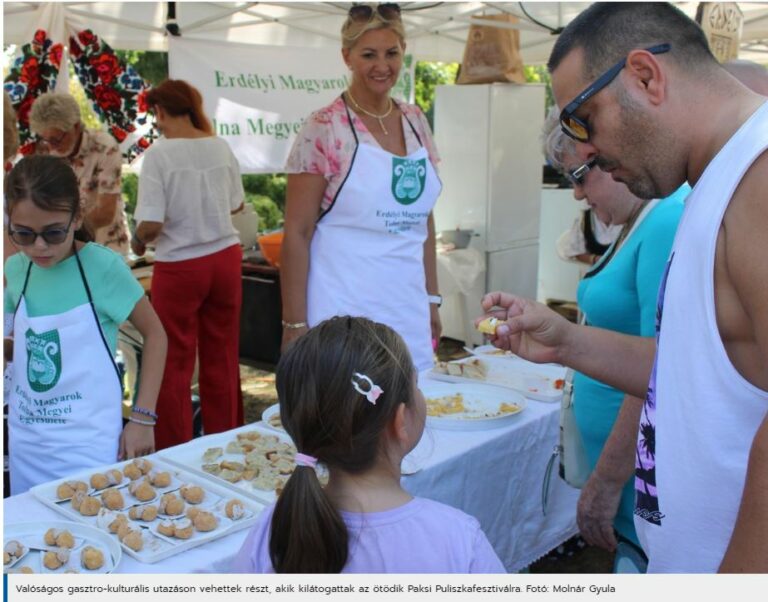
[
  {"left": 9, "top": 249, "right": 123, "bottom": 494},
  {"left": 307, "top": 100, "right": 442, "bottom": 371}
]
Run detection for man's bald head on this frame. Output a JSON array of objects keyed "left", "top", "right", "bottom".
[{"left": 723, "top": 60, "right": 768, "bottom": 96}]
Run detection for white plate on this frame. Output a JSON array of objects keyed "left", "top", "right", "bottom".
[
  {"left": 260, "top": 404, "right": 285, "bottom": 433},
  {"left": 420, "top": 381, "right": 527, "bottom": 430},
  {"left": 431, "top": 356, "right": 565, "bottom": 402},
  {"left": 4, "top": 521, "right": 121, "bottom": 574}
]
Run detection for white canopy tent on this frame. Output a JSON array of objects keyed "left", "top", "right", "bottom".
[{"left": 4, "top": 1, "right": 768, "bottom": 65}]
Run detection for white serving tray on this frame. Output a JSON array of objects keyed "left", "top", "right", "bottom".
[
  {"left": 431, "top": 354, "right": 566, "bottom": 402},
  {"left": 159, "top": 423, "right": 295, "bottom": 505},
  {"left": 420, "top": 381, "right": 527, "bottom": 431},
  {"left": 260, "top": 404, "right": 285, "bottom": 434},
  {"left": 4, "top": 520, "right": 122, "bottom": 574},
  {"left": 30, "top": 458, "right": 265, "bottom": 564}
]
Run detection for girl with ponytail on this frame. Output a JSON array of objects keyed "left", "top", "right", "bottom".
[{"left": 233, "top": 316, "right": 503, "bottom": 573}]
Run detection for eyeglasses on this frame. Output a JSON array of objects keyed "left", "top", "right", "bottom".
[
  {"left": 9, "top": 215, "right": 75, "bottom": 246},
  {"left": 36, "top": 130, "right": 69, "bottom": 148},
  {"left": 565, "top": 157, "right": 597, "bottom": 187},
  {"left": 559, "top": 43, "right": 671, "bottom": 142},
  {"left": 348, "top": 3, "right": 401, "bottom": 22}
]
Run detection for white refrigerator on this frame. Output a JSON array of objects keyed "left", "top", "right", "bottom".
[{"left": 433, "top": 83, "right": 546, "bottom": 341}]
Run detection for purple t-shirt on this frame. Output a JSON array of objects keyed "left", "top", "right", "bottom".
[{"left": 231, "top": 497, "right": 505, "bottom": 573}]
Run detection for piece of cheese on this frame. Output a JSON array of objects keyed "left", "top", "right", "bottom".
[{"left": 477, "top": 317, "right": 501, "bottom": 335}]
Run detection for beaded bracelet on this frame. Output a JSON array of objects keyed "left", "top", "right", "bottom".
[
  {"left": 131, "top": 406, "right": 158, "bottom": 420},
  {"left": 128, "top": 415, "right": 157, "bottom": 427}
]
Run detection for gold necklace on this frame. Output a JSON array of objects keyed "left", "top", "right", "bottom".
[{"left": 346, "top": 89, "right": 394, "bottom": 135}]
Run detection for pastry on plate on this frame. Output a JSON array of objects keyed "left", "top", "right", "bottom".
[
  {"left": 129, "top": 505, "right": 158, "bottom": 522},
  {"left": 106, "top": 468, "right": 123, "bottom": 485},
  {"left": 149, "top": 471, "right": 172, "bottom": 488},
  {"left": 81, "top": 546, "right": 104, "bottom": 570},
  {"left": 201, "top": 463, "right": 221, "bottom": 475},
  {"left": 179, "top": 485, "right": 205, "bottom": 504},
  {"left": 192, "top": 511, "right": 217, "bottom": 532},
  {"left": 220, "top": 460, "right": 245, "bottom": 472},
  {"left": 218, "top": 469, "right": 242, "bottom": 483},
  {"left": 128, "top": 478, "right": 156, "bottom": 502},
  {"left": 4, "top": 540, "right": 25, "bottom": 560},
  {"left": 3, "top": 551, "right": 10, "bottom": 565},
  {"left": 173, "top": 518, "right": 194, "bottom": 539},
  {"left": 202, "top": 447, "right": 223, "bottom": 463},
  {"left": 159, "top": 493, "right": 185, "bottom": 516},
  {"left": 133, "top": 458, "right": 153, "bottom": 474},
  {"left": 90, "top": 473, "right": 109, "bottom": 490},
  {"left": 157, "top": 519, "right": 175, "bottom": 537},
  {"left": 123, "top": 463, "right": 142, "bottom": 481},
  {"left": 225, "top": 499, "right": 246, "bottom": 520},
  {"left": 56, "top": 480, "right": 87, "bottom": 500},
  {"left": 225, "top": 441, "right": 244, "bottom": 454},
  {"left": 121, "top": 530, "right": 144, "bottom": 552},
  {"left": 186, "top": 507, "right": 201, "bottom": 521},
  {"left": 44, "top": 528, "right": 75, "bottom": 548},
  {"left": 101, "top": 488, "right": 125, "bottom": 511},
  {"left": 43, "top": 549, "right": 69, "bottom": 570},
  {"left": 79, "top": 495, "right": 102, "bottom": 516}
]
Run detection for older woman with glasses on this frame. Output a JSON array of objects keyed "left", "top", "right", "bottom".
[
  {"left": 280, "top": 2, "right": 442, "bottom": 370},
  {"left": 542, "top": 107, "right": 688, "bottom": 570},
  {"left": 29, "top": 93, "right": 130, "bottom": 256}
]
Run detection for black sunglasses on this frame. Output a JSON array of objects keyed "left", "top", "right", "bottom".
[
  {"left": 9, "top": 214, "right": 76, "bottom": 246},
  {"left": 559, "top": 43, "right": 671, "bottom": 142},
  {"left": 565, "top": 157, "right": 597, "bottom": 187},
  {"left": 349, "top": 3, "right": 401, "bottom": 22}
]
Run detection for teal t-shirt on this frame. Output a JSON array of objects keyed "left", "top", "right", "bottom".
[
  {"left": 574, "top": 185, "right": 688, "bottom": 546},
  {"left": 4, "top": 243, "right": 145, "bottom": 354}
]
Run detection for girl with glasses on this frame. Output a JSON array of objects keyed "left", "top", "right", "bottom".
[
  {"left": 3, "top": 155, "right": 167, "bottom": 494},
  {"left": 280, "top": 3, "right": 443, "bottom": 371}
]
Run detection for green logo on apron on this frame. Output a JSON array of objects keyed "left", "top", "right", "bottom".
[
  {"left": 25, "top": 328, "right": 62, "bottom": 393},
  {"left": 391, "top": 157, "right": 427, "bottom": 205}
]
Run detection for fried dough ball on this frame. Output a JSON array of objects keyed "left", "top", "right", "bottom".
[
  {"left": 106, "top": 468, "right": 123, "bottom": 485},
  {"left": 179, "top": 485, "right": 204, "bottom": 504},
  {"left": 121, "top": 530, "right": 144, "bottom": 552},
  {"left": 44, "top": 529, "right": 75, "bottom": 549},
  {"left": 133, "top": 458, "right": 153, "bottom": 474},
  {"left": 173, "top": 518, "right": 194, "bottom": 539},
  {"left": 71, "top": 490, "right": 87, "bottom": 511},
  {"left": 149, "top": 471, "right": 172, "bottom": 488},
  {"left": 43, "top": 549, "right": 69, "bottom": 570},
  {"left": 90, "top": 473, "right": 109, "bottom": 490},
  {"left": 56, "top": 480, "right": 87, "bottom": 500},
  {"left": 129, "top": 505, "right": 158, "bottom": 522},
  {"left": 81, "top": 546, "right": 104, "bottom": 570},
  {"left": 101, "top": 488, "right": 125, "bottom": 511},
  {"left": 192, "top": 511, "right": 218, "bottom": 532},
  {"left": 79, "top": 495, "right": 102, "bottom": 516},
  {"left": 128, "top": 479, "right": 156, "bottom": 502},
  {"left": 225, "top": 499, "right": 246, "bottom": 520},
  {"left": 123, "top": 463, "right": 142, "bottom": 481},
  {"left": 157, "top": 520, "right": 175, "bottom": 537}
]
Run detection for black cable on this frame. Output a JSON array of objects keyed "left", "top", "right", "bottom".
[{"left": 518, "top": 2, "right": 563, "bottom": 35}]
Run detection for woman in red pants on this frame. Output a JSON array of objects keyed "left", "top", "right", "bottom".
[{"left": 132, "top": 79, "right": 244, "bottom": 449}]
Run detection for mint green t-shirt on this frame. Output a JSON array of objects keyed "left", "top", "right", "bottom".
[{"left": 4, "top": 243, "right": 145, "bottom": 354}]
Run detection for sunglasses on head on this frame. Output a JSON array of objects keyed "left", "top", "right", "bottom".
[
  {"left": 348, "top": 3, "right": 401, "bottom": 22},
  {"left": 559, "top": 43, "right": 671, "bottom": 143},
  {"left": 9, "top": 214, "right": 76, "bottom": 246},
  {"left": 565, "top": 157, "right": 597, "bottom": 187}
]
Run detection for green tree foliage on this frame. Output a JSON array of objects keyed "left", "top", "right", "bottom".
[
  {"left": 524, "top": 65, "right": 554, "bottom": 113},
  {"left": 247, "top": 194, "right": 284, "bottom": 232},
  {"left": 122, "top": 172, "right": 139, "bottom": 219},
  {"left": 114, "top": 50, "right": 168, "bottom": 86},
  {"left": 414, "top": 61, "right": 459, "bottom": 128},
  {"left": 242, "top": 174, "right": 287, "bottom": 212}
]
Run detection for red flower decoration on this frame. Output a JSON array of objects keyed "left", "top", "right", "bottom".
[
  {"left": 137, "top": 89, "right": 149, "bottom": 113},
  {"left": 19, "top": 141, "right": 37, "bottom": 156},
  {"left": 15, "top": 96, "right": 35, "bottom": 126},
  {"left": 20, "top": 57, "right": 41, "bottom": 89},
  {"left": 138, "top": 138, "right": 150, "bottom": 149},
  {"left": 89, "top": 52, "right": 122, "bottom": 85},
  {"left": 126, "top": 123, "right": 137, "bottom": 133},
  {"left": 33, "top": 29, "right": 47, "bottom": 46},
  {"left": 49, "top": 44, "right": 63, "bottom": 68},
  {"left": 93, "top": 85, "right": 122, "bottom": 112},
  {"left": 78, "top": 30, "right": 96, "bottom": 47},
  {"left": 69, "top": 36, "right": 82, "bottom": 58},
  {"left": 111, "top": 125, "right": 127, "bottom": 142}
]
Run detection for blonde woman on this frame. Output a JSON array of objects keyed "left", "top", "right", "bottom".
[{"left": 280, "top": 3, "right": 442, "bottom": 370}]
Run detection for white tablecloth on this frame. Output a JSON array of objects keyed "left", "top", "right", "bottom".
[{"left": 3, "top": 376, "right": 578, "bottom": 573}]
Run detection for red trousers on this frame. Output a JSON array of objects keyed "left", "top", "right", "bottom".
[{"left": 151, "top": 244, "right": 243, "bottom": 449}]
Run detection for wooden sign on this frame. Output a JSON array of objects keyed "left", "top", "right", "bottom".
[{"left": 696, "top": 2, "right": 744, "bottom": 62}]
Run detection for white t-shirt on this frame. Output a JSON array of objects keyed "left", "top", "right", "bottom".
[{"left": 136, "top": 137, "right": 244, "bottom": 262}]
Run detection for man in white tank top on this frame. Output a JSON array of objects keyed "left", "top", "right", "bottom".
[{"left": 480, "top": 3, "right": 768, "bottom": 573}]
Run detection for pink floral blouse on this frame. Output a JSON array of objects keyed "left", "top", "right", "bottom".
[{"left": 285, "top": 96, "right": 440, "bottom": 211}]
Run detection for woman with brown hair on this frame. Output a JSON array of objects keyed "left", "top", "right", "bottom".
[
  {"left": 133, "top": 79, "right": 245, "bottom": 449},
  {"left": 232, "top": 316, "right": 503, "bottom": 573},
  {"left": 280, "top": 3, "right": 442, "bottom": 370}
]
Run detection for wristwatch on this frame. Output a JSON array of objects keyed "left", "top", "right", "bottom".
[{"left": 427, "top": 294, "right": 443, "bottom": 307}]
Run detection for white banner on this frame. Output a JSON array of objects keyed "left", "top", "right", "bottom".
[{"left": 169, "top": 38, "right": 414, "bottom": 174}]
